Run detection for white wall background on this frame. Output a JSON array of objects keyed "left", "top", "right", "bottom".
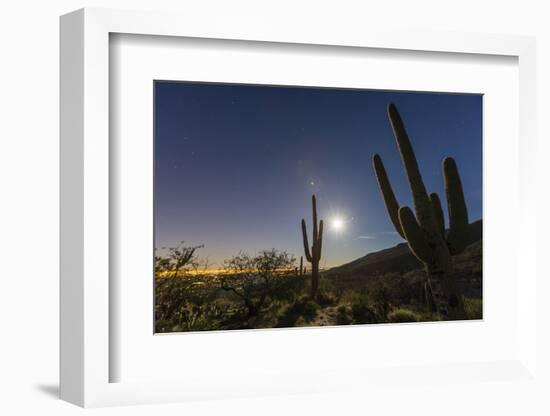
[{"left": 0, "top": 0, "right": 548, "bottom": 414}]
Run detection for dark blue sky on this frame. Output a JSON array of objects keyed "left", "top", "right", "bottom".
[{"left": 154, "top": 82, "right": 482, "bottom": 268}]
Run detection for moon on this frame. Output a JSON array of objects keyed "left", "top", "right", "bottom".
[{"left": 330, "top": 217, "right": 345, "bottom": 232}]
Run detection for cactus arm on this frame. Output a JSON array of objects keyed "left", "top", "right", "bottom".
[
  {"left": 373, "top": 154, "right": 405, "bottom": 239},
  {"left": 429, "top": 192, "right": 445, "bottom": 238},
  {"left": 443, "top": 157, "right": 469, "bottom": 255},
  {"left": 312, "top": 195, "right": 318, "bottom": 242},
  {"left": 301, "top": 219, "right": 313, "bottom": 262},
  {"left": 387, "top": 104, "right": 433, "bottom": 227},
  {"left": 316, "top": 219, "right": 323, "bottom": 260},
  {"left": 399, "top": 207, "right": 435, "bottom": 264}
]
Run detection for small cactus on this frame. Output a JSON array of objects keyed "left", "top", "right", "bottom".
[
  {"left": 373, "top": 103, "right": 469, "bottom": 318},
  {"left": 302, "top": 195, "right": 324, "bottom": 298}
]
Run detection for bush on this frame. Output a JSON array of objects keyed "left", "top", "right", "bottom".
[
  {"left": 155, "top": 302, "right": 225, "bottom": 333},
  {"left": 388, "top": 308, "right": 421, "bottom": 323},
  {"left": 296, "top": 299, "right": 318, "bottom": 319},
  {"left": 316, "top": 289, "right": 336, "bottom": 307},
  {"left": 220, "top": 249, "right": 296, "bottom": 318},
  {"left": 464, "top": 298, "right": 482, "bottom": 319},
  {"left": 368, "top": 281, "right": 391, "bottom": 320},
  {"left": 351, "top": 301, "right": 376, "bottom": 324},
  {"left": 276, "top": 298, "right": 318, "bottom": 327},
  {"left": 336, "top": 288, "right": 380, "bottom": 324},
  {"left": 366, "top": 272, "right": 425, "bottom": 311},
  {"left": 270, "top": 275, "right": 307, "bottom": 303},
  {"left": 336, "top": 305, "right": 352, "bottom": 325}
]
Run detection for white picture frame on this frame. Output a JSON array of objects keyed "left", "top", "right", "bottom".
[{"left": 60, "top": 7, "right": 538, "bottom": 408}]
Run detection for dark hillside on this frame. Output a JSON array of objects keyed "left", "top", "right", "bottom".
[{"left": 325, "top": 219, "right": 482, "bottom": 278}]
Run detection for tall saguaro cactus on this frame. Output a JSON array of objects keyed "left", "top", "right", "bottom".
[
  {"left": 302, "top": 195, "right": 324, "bottom": 298},
  {"left": 299, "top": 256, "right": 304, "bottom": 277},
  {"left": 373, "top": 103, "right": 469, "bottom": 318}
]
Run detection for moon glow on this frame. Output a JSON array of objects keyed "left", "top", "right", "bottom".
[{"left": 330, "top": 217, "right": 345, "bottom": 232}]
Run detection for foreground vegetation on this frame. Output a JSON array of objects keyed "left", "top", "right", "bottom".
[{"left": 155, "top": 243, "right": 482, "bottom": 333}]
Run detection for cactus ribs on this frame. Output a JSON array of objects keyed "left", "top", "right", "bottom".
[{"left": 373, "top": 104, "right": 470, "bottom": 319}]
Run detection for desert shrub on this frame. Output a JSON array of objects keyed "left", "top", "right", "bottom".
[
  {"left": 276, "top": 298, "right": 318, "bottom": 327},
  {"left": 339, "top": 289, "right": 374, "bottom": 323},
  {"left": 269, "top": 275, "right": 307, "bottom": 304},
  {"left": 463, "top": 298, "right": 482, "bottom": 320},
  {"left": 336, "top": 305, "right": 352, "bottom": 325},
  {"left": 220, "top": 249, "right": 296, "bottom": 319},
  {"left": 367, "top": 272, "right": 424, "bottom": 307},
  {"left": 155, "top": 270, "right": 221, "bottom": 312},
  {"left": 315, "top": 279, "right": 337, "bottom": 306},
  {"left": 172, "top": 303, "right": 223, "bottom": 332},
  {"left": 296, "top": 299, "right": 318, "bottom": 320},
  {"left": 336, "top": 290, "right": 377, "bottom": 324},
  {"left": 155, "top": 242, "right": 204, "bottom": 278},
  {"left": 155, "top": 243, "right": 227, "bottom": 332},
  {"left": 339, "top": 288, "right": 367, "bottom": 306},
  {"left": 388, "top": 308, "right": 421, "bottom": 323},
  {"left": 368, "top": 279, "right": 392, "bottom": 320},
  {"left": 351, "top": 299, "right": 377, "bottom": 324},
  {"left": 316, "top": 289, "right": 336, "bottom": 307},
  {"left": 155, "top": 299, "right": 227, "bottom": 332}
]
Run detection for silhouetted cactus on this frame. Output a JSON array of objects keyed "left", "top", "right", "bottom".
[
  {"left": 302, "top": 195, "right": 324, "bottom": 298},
  {"left": 421, "top": 281, "right": 437, "bottom": 313},
  {"left": 295, "top": 257, "right": 305, "bottom": 277},
  {"left": 373, "top": 103, "right": 469, "bottom": 318}
]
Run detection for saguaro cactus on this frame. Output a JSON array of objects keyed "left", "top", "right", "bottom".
[
  {"left": 299, "top": 256, "right": 304, "bottom": 277},
  {"left": 302, "top": 195, "right": 324, "bottom": 298},
  {"left": 373, "top": 103, "right": 469, "bottom": 318}
]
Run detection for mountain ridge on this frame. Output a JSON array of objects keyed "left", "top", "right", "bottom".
[{"left": 325, "top": 219, "right": 482, "bottom": 278}]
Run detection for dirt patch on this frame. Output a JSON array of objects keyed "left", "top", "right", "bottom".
[{"left": 310, "top": 306, "right": 338, "bottom": 326}]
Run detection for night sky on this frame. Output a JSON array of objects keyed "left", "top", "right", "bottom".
[{"left": 154, "top": 82, "right": 482, "bottom": 269}]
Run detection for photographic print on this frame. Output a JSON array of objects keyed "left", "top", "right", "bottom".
[{"left": 154, "top": 82, "right": 482, "bottom": 333}]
